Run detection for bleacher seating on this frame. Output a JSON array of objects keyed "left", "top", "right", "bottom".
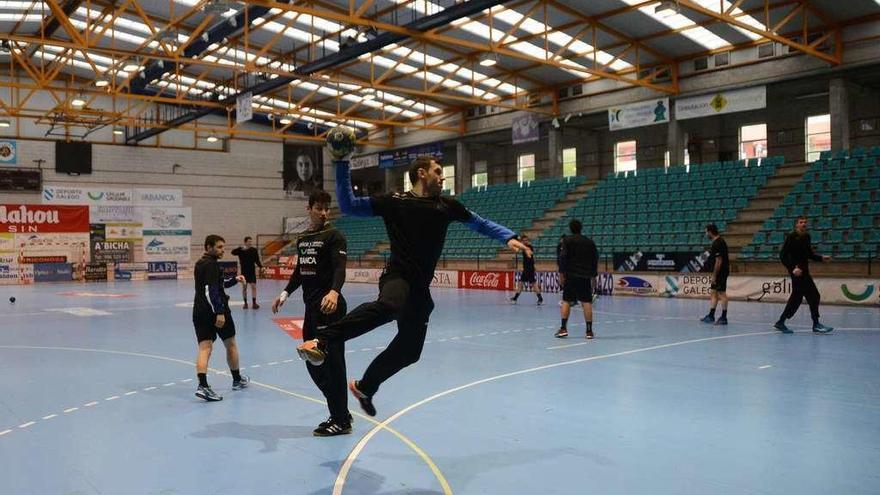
[
  {"left": 740, "top": 148, "right": 880, "bottom": 261},
  {"left": 531, "top": 158, "right": 782, "bottom": 260},
  {"left": 441, "top": 177, "right": 586, "bottom": 260}
]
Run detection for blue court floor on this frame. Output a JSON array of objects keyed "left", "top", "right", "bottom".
[{"left": 1, "top": 279, "right": 878, "bottom": 495}]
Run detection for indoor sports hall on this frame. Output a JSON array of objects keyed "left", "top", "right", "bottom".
[{"left": 1, "top": 1, "right": 879, "bottom": 494}]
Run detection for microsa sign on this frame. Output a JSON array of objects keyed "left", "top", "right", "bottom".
[{"left": 0, "top": 205, "right": 89, "bottom": 233}]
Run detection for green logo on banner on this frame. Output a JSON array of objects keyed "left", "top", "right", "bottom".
[
  {"left": 88, "top": 192, "right": 105, "bottom": 201},
  {"left": 840, "top": 284, "right": 874, "bottom": 302}
]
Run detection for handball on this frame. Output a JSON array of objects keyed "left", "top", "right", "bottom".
[{"left": 326, "top": 125, "right": 357, "bottom": 159}]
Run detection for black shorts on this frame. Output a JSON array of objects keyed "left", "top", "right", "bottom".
[
  {"left": 193, "top": 312, "right": 236, "bottom": 342},
  {"left": 711, "top": 272, "right": 729, "bottom": 292},
  {"left": 562, "top": 276, "right": 593, "bottom": 303},
  {"left": 242, "top": 269, "right": 257, "bottom": 284},
  {"left": 520, "top": 270, "right": 536, "bottom": 284}
]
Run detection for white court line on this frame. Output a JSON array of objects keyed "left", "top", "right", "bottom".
[
  {"left": 283, "top": 359, "right": 295, "bottom": 363},
  {"left": 333, "top": 329, "right": 781, "bottom": 495},
  {"left": 0, "top": 429, "right": 12, "bottom": 436},
  {"left": 181, "top": 379, "right": 193, "bottom": 383},
  {"left": 105, "top": 396, "right": 119, "bottom": 401},
  {"left": 19, "top": 421, "right": 35, "bottom": 428},
  {"left": 143, "top": 387, "right": 157, "bottom": 391},
  {"left": 63, "top": 407, "right": 78, "bottom": 413},
  {"left": 42, "top": 414, "right": 57, "bottom": 420},
  {"left": 268, "top": 362, "right": 279, "bottom": 366},
  {"left": 251, "top": 364, "right": 261, "bottom": 368},
  {"left": 162, "top": 382, "right": 175, "bottom": 387},
  {"left": 124, "top": 391, "right": 137, "bottom": 396},
  {"left": 84, "top": 401, "right": 99, "bottom": 407},
  {"left": 759, "top": 365, "right": 773, "bottom": 369},
  {"left": 547, "top": 341, "right": 589, "bottom": 350}
]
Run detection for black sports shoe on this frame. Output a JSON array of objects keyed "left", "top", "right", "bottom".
[
  {"left": 349, "top": 380, "right": 376, "bottom": 417},
  {"left": 232, "top": 374, "right": 250, "bottom": 390},
  {"left": 317, "top": 414, "right": 353, "bottom": 429},
  {"left": 195, "top": 385, "right": 222, "bottom": 402},
  {"left": 313, "top": 417, "right": 353, "bottom": 437},
  {"left": 554, "top": 328, "right": 568, "bottom": 338}
]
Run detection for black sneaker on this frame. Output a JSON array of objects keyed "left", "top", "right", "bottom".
[
  {"left": 585, "top": 329, "right": 594, "bottom": 339},
  {"left": 774, "top": 321, "right": 793, "bottom": 334},
  {"left": 232, "top": 374, "right": 250, "bottom": 390},
  {"left": 812, "top": 322, "right": 834, "bottom": 333},
  {"left": 195, "top": 385, "right": 222, "bottom": 402},
  {"left": 317, "top": 414, "right": 353, "bottom": 429},
  {"left": 349, "top": 380, "right": 376, "bottom": 417},
  {"left": 714, "top": 317, "right": 728, "bottom": 326},
  {"left": 313, "top": 417, "right": 353, "bottom": 437},
  {"left": 554, "top": 328, "right": 568, "bottom": 338}
]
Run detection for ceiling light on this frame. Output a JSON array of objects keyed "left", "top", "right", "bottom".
[
  {"left": 279, "top": 116, "right": 292, "bottom": 125},
  {"left": 71, "top": 93, "right": 86, "bottom": 108},
  {"left": 0, "top": 119, "right": 11, "bottom": 128},
  {"left": 362, "top": 93, "right": 376, "bottom": 101},
  {"left": 206, "top": 133, "right": 219, "bottom": 143},
  {"left": 94, "top": 77, "right": 110, "bottom": 87},
  {"left": 123, "top": 59, "right": 139, "bottom": 72},
  {"left": 479, "top": 53, "right": 498, "bottom": 67},
  {"left": 112, "top": 126, "right": 124, "bottom": 136}
]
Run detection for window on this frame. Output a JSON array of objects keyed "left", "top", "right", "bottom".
[
  {"left": 443, "top": 164, "right": 455, "bottom": 195},
  {"left": 614, "top": 140, "right": 637, "bottom": 173},
  {"left": 518, "top": 153, "right": 535, "bottom": 182},
  {"left": 664, "top": 149, "right": 690, "bottom": 169},
  {"left": 403, "top": 173, "right": 412, "bottom": 193},
  {"left": 739, "top": 123, "right": 767, "bottom": 159},
  {"left": 805, "top": 114, "right": 831, "bottom": 162},
  {"left": 472, "top": 160, "right": 488, "bottom": 188},
  {"left": 562, "top": 147, "right": 577, "bottom": 177}
]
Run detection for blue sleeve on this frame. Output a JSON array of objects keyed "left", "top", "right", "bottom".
[
  {"left": 223, "top": 276, "right": 238, "bottom": 289},
  {"left": 335, "top": 160, "right": 374, "bottom": 217},
  {"left": 463, "top": 210, "right": 516, "bottom": 244}
]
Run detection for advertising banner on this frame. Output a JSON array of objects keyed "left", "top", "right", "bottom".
[
  {"left": 431, "top": 270, "right": 458, "bottom": 289},
  {"left": 614, "top": 251, "right": 711, "bottom": 272},
  {"left": 90, "top": 205, "right": 138, "bottom": 223},
  {"left": 218, "top": 261, "right": 238, "bottom": 279},
  {"left": 106, "top": 223, "right": 142, "bottom": 240},
  {"left": 143, "top": 235, "right": 190, "bottom": 262},
  {"left": 346, "top": 268, "right": 383, "bottom": 284},
  {"left": 33, "top": 262, "right": 73, "bottom": 282},
  {"left": 511, "top": 113, "right": 540, "bottom": 144},
  {"left": 515, "top": 271, "right": 561, "bottom": 293},
  {"left": 147, "top": 261, "right": 178, "bottom": 280},
  {"left": 350, "top": 154, "right": 379, "bottom": 170},
  {"left": 133, "top": 188, "right": 183, "bottom": 206},
  {"left": 609, "top": 98, "right": 670, "bottom": 130},
  {"left": 0, "top": 254, "right": 20, "bottom": 285},
  {"left": 458, "top": 270, "right": 514, "bottom": 291},
  {"left": 613, "top": 274, "right": 659, "bottom": 296},
  {"left": 675, "top": 86, "right": 767, "bottom": 120},
  {"left": 92, "top": 240, "right": 133, "bottom": 263},
  {"left": 1, "top": 204, "right": 89, "bottom": 233},
  {"left": 141, "top": 207, "right": 192, "bottom": 233},
  {"left": 84, "top": 262, "right": 108, "bottom": 282},
  {"left": 0, "top": 232, "right": 14, "bottom": 252},
  {"left": 0, "top": 140, "right": 17, "bottom": 165},
  {"left": 42, "top": 186, "right": 133, "bottom": 205},
  {"left": 379, "top": 142, "right": 444, "bottom": 169}
]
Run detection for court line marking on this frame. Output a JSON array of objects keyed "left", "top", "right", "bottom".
[
  {"left": 332, "top": 327, "right": 880, "bottom": 494},
  {"left": 759, "top": 365, "right": 773, "bottom": 369},
  {"left": 0, "top": 345, "right": 451, "bottom": 495}
]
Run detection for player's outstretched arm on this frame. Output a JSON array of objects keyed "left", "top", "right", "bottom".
[{"left": 335, "top": 160, "right": 374, "bottom": 217}]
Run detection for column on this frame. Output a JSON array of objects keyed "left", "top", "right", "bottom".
[
  {"left": 830, "top": 77, "right": 850, "bottom": 152},
  {"left": 547, "top": 126, "right": 563, "bottom": 178},
  {"left": 455, "top": 140, "right": 471, "bottom": 195}
]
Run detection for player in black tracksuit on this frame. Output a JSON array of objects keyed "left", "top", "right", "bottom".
[
  {"left": 509, "top": 234, "right": 543, "bottom": 305},
  {"left": 231, "top": 237, "right": 263, "bottom": 309},
  {"left": 555, "top": 220, "right": 599, "bottom": 339},
  {"left": 192, "top": 235, "right": 249, "bottom": 402},
  {"left": 297, "top": 156, "right": 531, "bottom": 417},
  {"left": 272, "top": 190, "right": 351, "bottom": 436},
  {"left": 774, "top": 216, "right": 834, "bottom": 334}
]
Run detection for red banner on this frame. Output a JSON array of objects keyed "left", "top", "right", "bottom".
[
  {"left": 0, "top": 205, "right": 90, "bottom": 233},
  {"left": 273, "top": 317, "right": 305, "bottom": 340},
  {"left": 458, "top": 270, "right": 513, "bottom": 291}
]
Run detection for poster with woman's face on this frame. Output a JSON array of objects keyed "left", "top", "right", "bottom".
[{"left": 283, "top": 144, "right": 323, "bottom": 193}]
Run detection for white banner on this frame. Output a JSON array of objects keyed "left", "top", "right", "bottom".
[
  {"left": 675, "top": 86, "right": 766, "bottom": 120},
  {"left": 43, "top": 186, "right": 133, "bottom": 205},
  {"left": 609, "top": 98, "right": 670, "bottom": 130},
  {"left": 346, "top": 267, "right": 383, "bottom": 284},
  {"left": 89, "top": 205, "right": 138, "bottom": 223},
  {"left": 654, "top": 274, "right": 879, "bottom": 306},
  {"left": 0, "top": 232, "right": 14, "bottom": 252},
  {"left": 106, "top": 223, "right": 142, "bottom": 241},
  {"left": 350, "top": 154, "right": 379, "bottom": 170},
  {"left": 143, "top": 235, "right": 191, "bottom": 262},
  {"left": 141, "top": 207, "right": 192, "bottom": 233},
  {"left": 236, "top": 92, "right": 253, "bottom": 124},
  {"left": 133, "top": 188, "right": 183, "bottom": 206},
  {"left": 431, "top": 270, "right": 457, "bottom": 289}
]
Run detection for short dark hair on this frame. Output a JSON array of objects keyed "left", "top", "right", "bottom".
[
  {"left": 408, "top": 156, "right": 436, "bottom": 186},
  {"left": 796, "top": 215, "right": 808, "bottom": 223},
  {"left": 309, "top": 189, "right": 332, "bottom": 207},
  {"left": 244, "top": 236, "right": 252, "bottom": 243},
  {"left": 205, "top": 234, "right": 225, "bottom": 250},
  {"left": 569, "top": 219, "right": 582, "bottom": 234},
  {"left": 705, "top": 224, "right": 719, "bottom": 236}
]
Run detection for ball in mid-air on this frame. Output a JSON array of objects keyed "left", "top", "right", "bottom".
[
  {"left": 326, "top": 125, "right": 357, "bottom": 159},
  {"left": 9, "top": 296, "right": 15, "bottom": 303}
]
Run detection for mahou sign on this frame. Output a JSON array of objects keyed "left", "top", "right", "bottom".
[
  {"left": 0, "top": 205, "right": 89, "bottom": 233},
  {"left": 459, "top": 270, "right": 513, "bottom": 291}
]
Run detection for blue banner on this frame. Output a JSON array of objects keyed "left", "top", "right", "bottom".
[
  {"left": 379, "top": 142, "right": 444, "bottom": 169},
  {"left": 0, "top": 140, "right": 17, "bottom": 165},
  {"left": 34, "top": 263, "right": 72, "bottom": 282}
]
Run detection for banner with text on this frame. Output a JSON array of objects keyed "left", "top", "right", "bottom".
[
  {"left": 1, "top": 204, "right": 89, "bottom": 233},
  {"left": 609, "top": 98, "right": 670, "bottom": 130},
  {"left": 614, "top": 251, "right": 711, "bottom": 272},
  {"left": 675, "top": 86, "right": 767, "bottom": 120}
]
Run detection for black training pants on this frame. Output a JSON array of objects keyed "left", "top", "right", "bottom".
[
  {"left": 780, "top": 272, "right": 821, "bottom": 323},
  {"left": 303, "top": 296, "right": 348, "bottom": 421},
  {"left": 316, "top": 272, "right": 434, "bottom": 397}
]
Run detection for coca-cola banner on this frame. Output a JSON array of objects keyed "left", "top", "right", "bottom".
[
  {"left": 1, "top": 204, "right": 90, "bottom": 233},
  {"left": 459, "top": 270, "right": 514, "bottom": 291},
  {"left": 613, "top": 251, "right": 711, "bottom": 272}
]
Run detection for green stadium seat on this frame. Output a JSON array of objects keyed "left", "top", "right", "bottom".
[
  {"left": 848, "top": 231, "right": 865, "bottom": 244},
  {"left": 855, "top": 216, "right": 874, "bottom": 230},
  {"left": 837, "top": 217, "right": 853, "bottom": 230}
]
